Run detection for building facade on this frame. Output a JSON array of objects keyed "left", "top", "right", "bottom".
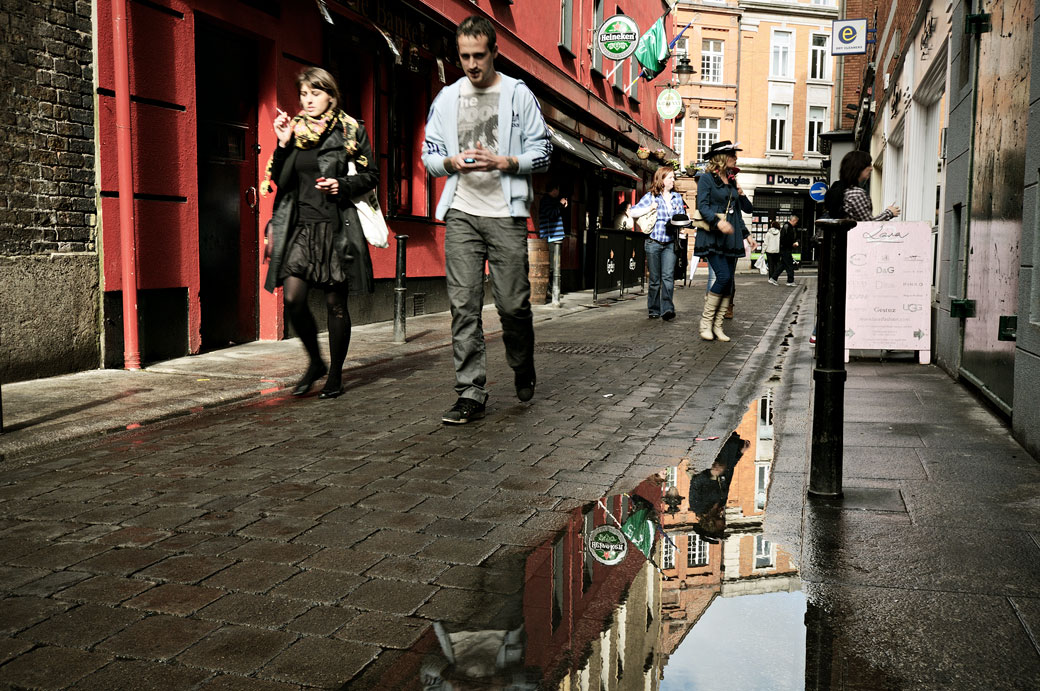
[
  {"left": 736, "top": 0, "right": 839, "bottom": 255},
  {"left": 1, "top": 0, "right": 677, "bottom": 381}
]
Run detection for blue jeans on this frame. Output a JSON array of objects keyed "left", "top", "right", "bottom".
[
  {"left": 644, "top": 238, "right": 676, "bottom": 316},
  {"left": 706, "top": 254, "right": 737, "bottom": 296}
]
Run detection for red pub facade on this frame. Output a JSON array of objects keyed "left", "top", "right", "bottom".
[{"left": 95, "top": 0, "right": 676, "bottom": 364}]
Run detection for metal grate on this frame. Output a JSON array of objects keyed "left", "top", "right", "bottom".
[
  {"left": 412, "top": 294, "right": 426, "bottom": 317},
  {"left": 535, "top": 342, "right": 660, "bottom": 358}
]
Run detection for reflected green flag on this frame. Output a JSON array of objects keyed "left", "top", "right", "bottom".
[
  {"left": 634, "top": 17, "right": 670, "bottom": 80},
  {"left": 621, "top": 507, "right": 655, "bottom": 559}
]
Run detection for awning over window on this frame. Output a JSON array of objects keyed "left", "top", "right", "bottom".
[
  {"left": 585, "top": 145, "right": 640, "bottom": 180},
  {"left": 548, "top": 126, "right": 604, "bottom": 167}
]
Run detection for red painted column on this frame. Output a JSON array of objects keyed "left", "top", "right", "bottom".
[{"left": 112, "top": 0, "right": 141, "bottom": 369}]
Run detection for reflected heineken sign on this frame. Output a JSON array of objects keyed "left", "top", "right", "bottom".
[
  {"left": 597, "top": 14, "right": 639, "bottom": 61},
  {"left": 587, "top": 524, "right": 628, "bottom": 565}
]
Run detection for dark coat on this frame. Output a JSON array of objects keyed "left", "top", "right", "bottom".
[
  {"left": 780, "top": 221, "right": 797, "bottom": 251},
  {"left": 264, "top": 121, "right": 378, "bottom": 293},
  {"left": 694, "top": 172, "right": 753, "bottom": 258}
]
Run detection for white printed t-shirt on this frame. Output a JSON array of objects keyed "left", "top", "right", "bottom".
[{"left": 450, "top": 79, "right": 511, "bottom": 218}]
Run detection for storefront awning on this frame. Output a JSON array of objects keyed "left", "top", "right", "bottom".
[
  {"left": 585, "top": 146, "right": 640, "bottom": 181},
  {"left": 548, "top": 126, "right": 604, "bottom": 168}
]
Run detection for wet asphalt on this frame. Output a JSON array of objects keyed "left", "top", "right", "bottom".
[{"left": 0, "top": 273, "right": 1038, "bottom": 689}]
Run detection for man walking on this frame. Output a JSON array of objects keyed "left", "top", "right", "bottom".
[
  {"left": 779, "top": 215, "right": 799, "bottom": 286},
  {"left": 422, "top": 15, "right": 552, "bottom": 424}
]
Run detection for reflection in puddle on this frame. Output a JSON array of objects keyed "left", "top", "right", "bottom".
[{"left": 373, "top": 391, "right": 802, "bottom": 690}]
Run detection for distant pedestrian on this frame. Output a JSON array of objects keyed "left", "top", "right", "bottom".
[
  {"left": 538, "top": 183, "right": 567, "bottom": 242},
  {"left": 764, "top": 220, "right": 782, "bottom": 285},
  {"left": 613, "top": 201, "right": 633, "bottom": 230},
  {"left": 695, "top": 141, "right": 755, "bottom": 342},
  {"left": 421, "top": 15, "right": 552, "bottom": 424},
  {"left": 774, "top": 215, "right": 799, "bottom": 286},
  {"left": 628, "top": 165, "right": 685, "bottom": 321},
  {"left": 261, "top": 67, "right": 376, "bottom": 399}
]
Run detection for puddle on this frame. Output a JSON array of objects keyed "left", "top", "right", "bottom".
[{"left": 365, "top": 390, "right": 803, "bottom": 690}]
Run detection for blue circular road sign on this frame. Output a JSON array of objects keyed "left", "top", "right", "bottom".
[{"left": 810, "top": 181, "right": 828, "bottom": 202}]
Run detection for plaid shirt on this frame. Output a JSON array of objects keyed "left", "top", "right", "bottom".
[
  {"left": 844, "top": 187, "right": 894, "bottom": 222},
  {"left": 630, "top": 191, "right": 685, "bottom": 243}
]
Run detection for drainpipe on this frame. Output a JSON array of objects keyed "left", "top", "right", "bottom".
[{"left": 112, "top": 0, "right": 141, "bottom": 369}]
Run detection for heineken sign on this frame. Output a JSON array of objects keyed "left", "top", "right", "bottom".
[
  {"left": 587, "top": 524, "right": 629, "bottom": 565},
  {"left": 657, "top": 88, "right": 683, "bottom": 120},
  {"left": 597, "top": 15, "right": 640, "bottom": 61}
]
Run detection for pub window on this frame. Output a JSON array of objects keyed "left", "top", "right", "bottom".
[
  {"left": 697, "top": 117, "right": 720, "bottom": 161},
  {"left": 592, "top": 0, "right": 605, "bottom": 74},
  {"left": 807, "top": 106, "right": 827, "bottom": 153},
  {"left": 629, "top": 57, "right": 640, "bottom": 101},
  {"left": 560, "top": 0, "right": 574, "bottom": 54},
  {"left": 672, "top": 119, "right": 684, "bottom": 161}
]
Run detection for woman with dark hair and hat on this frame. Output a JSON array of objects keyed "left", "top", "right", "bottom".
[
  {"left": 262, "top": 67, "right": 377, "bottom": 399},
  {"left": 627, "top": 165, "right": 687, "bottom": 321},
  {"left": 695, "top": 141, "right": 756, "bottom": 342}
]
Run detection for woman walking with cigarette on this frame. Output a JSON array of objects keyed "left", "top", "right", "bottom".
[{"left": 261, "top": 67, "right": 377, "bottom": 399}]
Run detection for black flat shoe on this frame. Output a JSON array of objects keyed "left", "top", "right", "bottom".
[
  {"left": 292, "top": 362, "right": 328, "bottom": 397},
  {"left": 318, "top": 387, "right": 343, "bottom": 400},
  {"left": 662, "top": 311, "right": 676, "bottom": 321}
]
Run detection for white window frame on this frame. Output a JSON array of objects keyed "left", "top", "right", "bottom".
[
  {"left": 697, "top": 117, "right": 720, "bottom": 161},
  {"left": 701, "top": 39, "right": 724, "bottom": 84},
  {"left": 672, "top": 36, "right": 688, "bottom": 70},
  {"left": 662, "top": 533, "right": 676, "bottom": 569},
  {"left": 755, "top": 462, "right": 770, "bottom": 510},
  {"left": 672, "top": 119, "right": 684, "bottom": 161},
  {"left": 770, "top": 30, "right": 793, "bottom": 79},
  {"left": 807, "top": 106, "right": 827, "bottom": 154},
  {"left": 754, "top": 534, "right": 776, "bottom": 570},
  {"left": 769, "top": 103, "right": 790, "bottom": 152},
  {"left": 686, "top": 532, "right": 709, "bottom": 567},
  {"left": 809, "top": 33, "right": 830, "bottom": 81},
  {"left": 559, "top": 0, "right": 574, "bottom": 54},
  {"left": 629, "top": 57, "right": 640, "bottom": 101}
]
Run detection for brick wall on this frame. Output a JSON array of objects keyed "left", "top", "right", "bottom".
[{"left": 0, "top": 0, "right": 96, "bottom": 256}]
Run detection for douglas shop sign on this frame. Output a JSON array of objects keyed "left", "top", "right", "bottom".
[{"left": 765, "top": 174, "right": 827, "bottom": 187}]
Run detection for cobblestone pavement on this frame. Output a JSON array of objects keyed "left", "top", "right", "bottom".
[{"left": 0, "top": 277, "right": 800, "bottom": 689}]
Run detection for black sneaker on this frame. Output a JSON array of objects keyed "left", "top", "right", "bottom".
[
  {"left": 514, "top": 367, "right": 536, "bottom": 402},
  {"left": 441, "top": 398, "right": 486, "bottom": 424}
]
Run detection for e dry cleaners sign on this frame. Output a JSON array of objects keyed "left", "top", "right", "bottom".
[{"left": 766, "top": 173, "right": 827, "bottom": 188}]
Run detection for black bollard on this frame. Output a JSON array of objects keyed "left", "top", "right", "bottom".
[
  {"left": 393, "top": 234, "right": 408, "bottom": 345},
  {"left": 809, "top": 218, "right": 858, "bottom": 497}
]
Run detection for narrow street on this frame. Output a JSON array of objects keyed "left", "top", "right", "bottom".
[{"left": 0, "top": 278, "right": 800, "bottom": 689}]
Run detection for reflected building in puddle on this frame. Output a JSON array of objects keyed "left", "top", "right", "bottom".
[{"left": 369, "top": 392, "right": 803, "bottom": 690}]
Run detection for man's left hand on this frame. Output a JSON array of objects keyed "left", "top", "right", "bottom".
[{"left": 560, "top": 198, "right": 568, "bottom": 208}]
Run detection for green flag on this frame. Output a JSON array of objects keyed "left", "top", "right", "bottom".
[
  {"left": 621, "top": 507, "right": 655, "bottom": 559},
  {"left": 634, "top": 16, "right": 670, "bottom": 80}
]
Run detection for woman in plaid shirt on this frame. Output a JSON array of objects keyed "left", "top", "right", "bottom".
[
  {"left": 629, "top": 165, "right": 686, "bottom": 321},
  {"left": 829, "top": 150, "right": 901, "bottom": 221}
]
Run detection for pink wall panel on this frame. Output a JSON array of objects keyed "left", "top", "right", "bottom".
[
  {"left": 98, "top": 96, "right": 195, "bottom": 196},
  {"left": 101, "top": 196, "right": 200, "bottom": 292}
]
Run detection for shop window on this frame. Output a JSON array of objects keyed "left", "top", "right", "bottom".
[
  {"left": 810, "top": 34, "right": 829, "bottom": 80},
  {"left": 701, "top": 39, "right": 723, "bottom": 84},
  {"left": 697, "top": 117, "right": 720, "bottom": 161},
  {"left": 771, "top": 31, "right": 792, "bottom": 78},
  {"left": 769, "top": 103, "right": 789, "bottom": 151}
]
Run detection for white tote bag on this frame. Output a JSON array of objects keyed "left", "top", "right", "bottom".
[{"left": 347, "top": 161, "right": 389, "bottom": 248}]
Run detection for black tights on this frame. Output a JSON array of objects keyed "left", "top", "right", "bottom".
[{"left": 283, "top": 276, "right": 351, "bottom": 389}]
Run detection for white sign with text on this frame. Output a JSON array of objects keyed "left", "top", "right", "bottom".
[{"left": 845, "top": 221, "right": 932, "bottom": 363}]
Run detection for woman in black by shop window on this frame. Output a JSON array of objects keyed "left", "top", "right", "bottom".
[{"left": 261, "top": 67, "right": 377, "bottom": 399}]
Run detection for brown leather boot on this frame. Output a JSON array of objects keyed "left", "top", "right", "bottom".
[{"left": 724, "top": 299, "right": 734, "bottom": 319}]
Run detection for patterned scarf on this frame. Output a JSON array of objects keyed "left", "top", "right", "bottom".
[{"left": 260, "top": 108, "right": 361, "bottom": 196}]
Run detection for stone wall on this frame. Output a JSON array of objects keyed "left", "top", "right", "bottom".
[{"left": 0, "top": 1, "right": 100, "bottom": 382}]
